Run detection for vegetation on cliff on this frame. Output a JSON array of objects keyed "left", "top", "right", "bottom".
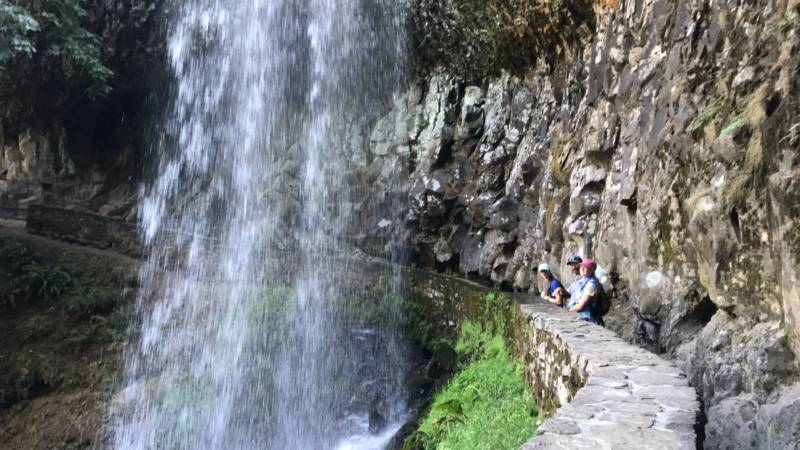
[
  {"left": 406, "top": 323, "right": 537, "bottom": 450},
  {"left": 404, "top": 293, "right": 538, "bottom": 449}
]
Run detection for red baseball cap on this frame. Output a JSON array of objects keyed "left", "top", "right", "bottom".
[{"left": 580, "top": 259, "right": 597, "bottom": 271}]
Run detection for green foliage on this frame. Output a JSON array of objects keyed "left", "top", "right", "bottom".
[
  {"left": 0, "top": 239, "right": 33, "bottom": 273},
  {"left": 65, "top": 286, "right": 117, "bottom": 317},
  {"left": 0, "top": 237, "right": 137, "bottom": 351},
  {"left": 0, "top": 0, "right": 113, "bottom": 97},
  {"left": 0, "top": 3, "right": 39, "bottom": 64},
  {"left": 405, "top": 293, "right": 442, "bottom": 350},
  {"left": 568, "top": 79, "right": 586, "bottom": 99},
  {"left": 39, "top": 0, "right": 113, "bottom": 97},
  {"left": 61, "top": 282, "right": 135, "bottom": 345},
  {"left": 407, "top": 321, "right": 538, "bottom": 450},
  {"left": 719, "top": 115, "right": 747, "bottom": 139},
  {"left": 24, "top": 263, "right": 76, "bottom": 302},
  {"left": 477, "top": 292, "right": 518, "bottom": 339},
  {"left": 454, "top": 321, "right": 491, "bottom": 361},
  {"left": 689, "top": 100, "right": 722, "bottom": 133}
]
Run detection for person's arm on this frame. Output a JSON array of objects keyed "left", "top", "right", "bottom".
[
  {"left": 552, "top": 287, "right": 564, "bottom": 306},
  {"left": 569, "top": 283, "right": 596, "bottom": 313},
  {"left": 543, "top": 283, "right": 561, "bottom": 305}
]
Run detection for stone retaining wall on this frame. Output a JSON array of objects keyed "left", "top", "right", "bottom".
[
  {"left": 25, "top": 204, "right": 143, "bottom": 256},
  {"left": 518, "top": 302, "right": 700, "bottom": 449},
  {"left": 405, "top": 271, "right": 700, "bottom": 449}
]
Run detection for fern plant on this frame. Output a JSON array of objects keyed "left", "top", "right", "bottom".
[{"left": 25, "top": 263, "right": 75, "bottom": 302}]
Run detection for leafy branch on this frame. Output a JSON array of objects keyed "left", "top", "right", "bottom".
[
  {"left": 0, "top": 0, "right": 113, "bottom": 97},
  {"left": 0, "top": 3, "right": 39, "bottom": 64}
]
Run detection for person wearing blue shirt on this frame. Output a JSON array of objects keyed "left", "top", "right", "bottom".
[
  {"left": 569, "top": 259, "right": 604, "bottom": 325},
  {"left": 565, "top": 255, "right": 584, "bottom": 299},
  {"left": 537, "top": 263, "right": 565, "bottom": 307}
]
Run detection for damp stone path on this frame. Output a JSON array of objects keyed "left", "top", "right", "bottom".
[{"left": 517, "top": 302, "right": 700, "bottom": 449}]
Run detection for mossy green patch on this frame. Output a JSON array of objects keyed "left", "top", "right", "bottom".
[
  {"left": 648, "top": 206, "right": 674, "bottom": 264},
  {"left": 545, "top": 190, "right": 569, "bottom": 241},
  {"left": 154, "top": 374, "right": 216, "bottom": 450},
  {"left": 550, "top": 135, "right": 576, "bottom": 186},
  {"left": 344, "top": 291, "right": 406, "bottom": 327},
  {"left": 777, "top": 9, "right": 799, "bottom": 34}
]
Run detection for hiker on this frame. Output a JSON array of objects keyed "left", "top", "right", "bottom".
[
  {"left": 566, "top": 255, "right": 582, "bottom": 277},
  {"left": 568, "top": 259, "right": 605, "bottom": 326},
  {"left": 537, "top": 263, "right": 566, "bottom": 307},
  {"left": 565, "top": 255, "right": 584, "bottom": 298}
]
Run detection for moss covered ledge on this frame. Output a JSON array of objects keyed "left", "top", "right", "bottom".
[{"left": 517, "top": 302, "right": 700, "bottom": 449}]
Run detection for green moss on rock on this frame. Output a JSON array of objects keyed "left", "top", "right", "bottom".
[{"left": 648, "top": 206, "right": 674, "bottom": 264}]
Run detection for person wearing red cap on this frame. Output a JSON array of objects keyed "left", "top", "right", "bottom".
[{"left": 568, "top": 259, "right": 604, "bottom": 325}]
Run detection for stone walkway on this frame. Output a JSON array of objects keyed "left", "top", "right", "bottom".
[{"left": 518, "top": 302, "right": 699, "bottom": 449}]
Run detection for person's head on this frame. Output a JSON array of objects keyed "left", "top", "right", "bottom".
[
  {"left": 579, "top": 259, "right": 597, "bottom": 277},
  {"left": 537, "top": 263, "right": 552, "bottom": 281},
  {"left": 566, "top": 255, "right": 582, "bottom": 275}
]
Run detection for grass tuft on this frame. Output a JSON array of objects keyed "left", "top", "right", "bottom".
[
  {"left": 718, "top": 115, "right": 747, "bottom": 139},
  {"left": 689, "top": 100, "right": 722, "bottom": 133},
  {"left": 406, "top": 319, "right": 538, "bottom": 450}
]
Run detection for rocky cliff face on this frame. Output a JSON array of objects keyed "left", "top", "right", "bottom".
[{"left": 352, "top": 0, "right": 800, "bottom": 447}]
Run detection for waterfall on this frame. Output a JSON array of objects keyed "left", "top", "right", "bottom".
[{"left": 112, "top": 1, "right": 408, "bottom": 449}]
